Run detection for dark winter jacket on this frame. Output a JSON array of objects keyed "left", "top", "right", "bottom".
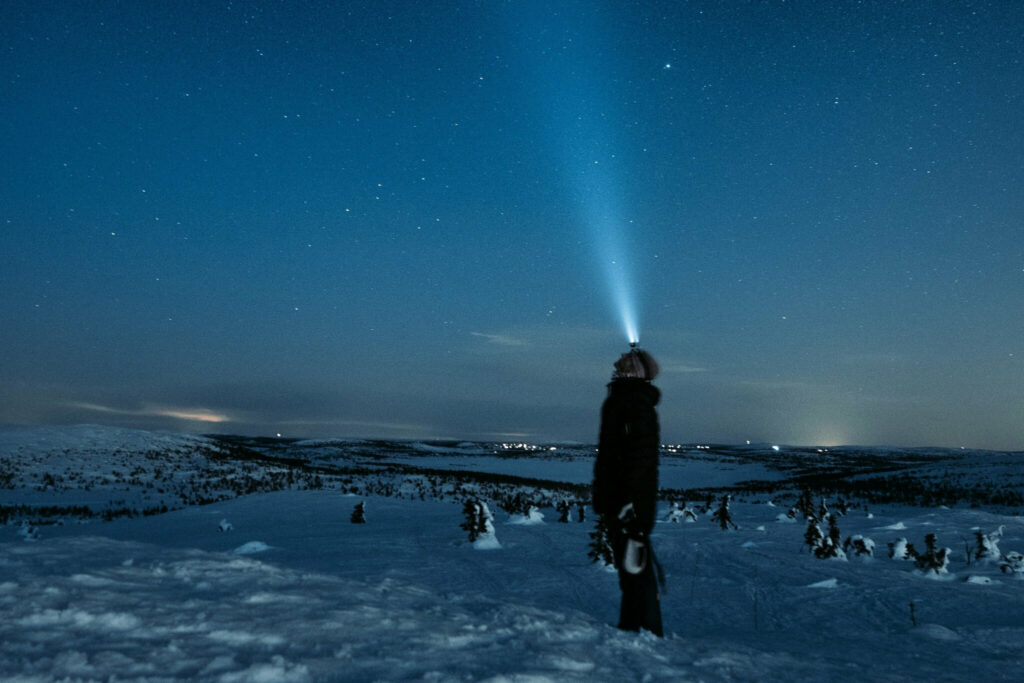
[{"left": 593, "top": 378, "right": 661, "bottom": 533}]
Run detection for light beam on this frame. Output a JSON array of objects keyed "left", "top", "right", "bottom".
[{"left": 507, "top": 4, "right": 644, "bottom": 347}]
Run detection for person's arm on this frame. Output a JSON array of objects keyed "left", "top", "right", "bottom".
[{"left": 593, "top": 396, "right": 623, "bottom": 517}]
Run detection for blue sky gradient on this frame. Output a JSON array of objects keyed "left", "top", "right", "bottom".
[{"left": 2, "top": 1, "right": 1022, "bottom": 448}]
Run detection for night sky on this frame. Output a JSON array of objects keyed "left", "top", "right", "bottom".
[{"left": 3, "top": 1, "right": 1022, "bottom": 449}]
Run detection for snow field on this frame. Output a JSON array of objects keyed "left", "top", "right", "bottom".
[{"left": 2, "top": 490, "right": 1023, "bottom": 681}]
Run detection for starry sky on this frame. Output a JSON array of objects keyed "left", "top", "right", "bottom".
[{"left": 2, "top": 1, "right": 1022, "bottom": 449}]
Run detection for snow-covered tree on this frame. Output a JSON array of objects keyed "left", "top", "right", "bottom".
[
  {"left": 350, "top": 501, "right": 366, "bottom": 524},
  {"left": 804, "top": 519, "right": 823, "bottom": 553},
  {"left": 889, "top": 538, "right": 918, "bottom": 561},
  {"left": 843, "top": 534, "right": 875, "bottom": 557},
  {"left": 793, "top": 489, "right": 816, "bottom": 521},
  {"left": 699, "top": 494, "right": 715, "bottom": 514},
  {"left": 665, "top": 501, "right": 698, "bottom": 523},
  {"left": 1000, "top": 551, "right": 1024, "bottom": 576},
  {"left": 588, "top": 515, "right": 614, "bottom": 567},
  {"left": 461, "top": 499, "right": 486, "bottom": 541},
  {"left": 508, "top": 505, "right": 544, "bottom": 525},
  {"left": 914, "top": 533, "right": 951, "bottom": 574},
  {"left": 461, "top": 499, "right": 499, "bottom": 548},
  {"left": 814, "top": 514, "right": 846, "bottom": 559},
  {"left": 972, "top": 525, "right": 1004, "bottom": 563},
  {"left": 711, "top": 495, "right": 738, "bottom": 530},
  {"left": 805, "top": 514, "right": 845, "bottom": 559},
  {"left": 497, "top": 491, "right": 535, "bottom": 517}
]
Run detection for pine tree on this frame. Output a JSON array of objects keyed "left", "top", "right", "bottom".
[
  {"left": 973, "top": 526, "right": 1004, "bottom": 563},
  {"left": 588, "top": 515, "right": 614, "bottom": 566},
  {"left": 461, "top": 499, "right": 486, "bottom": 541},
  {"left": 804, "top": 519, "right": 823, "bottom": 553},
  {"left": 557, "top": 500, "right": 571, "bottom": 523},
  {"left": 794, "top": 489, "right": 816, "bottom": 521},
  {"left": 813, "top": 514, "right": 845, "bottom": 559},
  {"left": 711, "top": 494, "right": 738, "bottom": 530},
  {"left": 665, "top": 501, "right": 698, "bottom": 523},
  {"left": 914, "top": 533, "right": 951, "bottom": 574},
  {"left": 460, "top": 499, "right": 498, "bottom": 546},
  {"left": 350, "top": 501, "right": 366, "bottom": 524}
]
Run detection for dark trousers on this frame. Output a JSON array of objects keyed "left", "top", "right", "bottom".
[{"left": 612, "top": 527, "right": 663, "bottom": 637}]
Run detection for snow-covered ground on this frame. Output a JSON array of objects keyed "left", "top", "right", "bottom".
[{"left": 2, "top": 426, "right": 1023, "bottom": 682}]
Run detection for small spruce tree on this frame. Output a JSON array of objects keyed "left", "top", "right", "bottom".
[
  {"left": 588, "top": 515, "right": 614, "bottom": 566},
  {"left": 888, "top": 538, "right": 919, "bottom": 561},
  {"left": 804, "top": 519, "right": 824, "bottom": 553},
  {"left": 973, "top": 526, "right": 1004, "bottom": 563},
  {"left": 794, "top": 489, "right": 816, "bottom": 521},
  {"left": 711, "top": 494, "right": 738, "bottom": 530},
  {"left": 350, "top": 501, "right": 366, "bottom": 524},
  {"left": 813, "top": 514, "right": 846, "bottom": 559},
  {"left": 461, "top": 499, "right": 486, "bottom": 541},
  {"left": 557, "top": 500, "right": 571, "bottom": 523},
  {"left": 461, "top": 499, "right": 498, "bottom": 547},
  {"left": 915, "top": 533, "right": 951, "bottom": 574}
]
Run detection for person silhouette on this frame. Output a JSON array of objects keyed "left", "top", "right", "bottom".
[{"left": 592, "top": 346, "right": 663, "bottom": 637}]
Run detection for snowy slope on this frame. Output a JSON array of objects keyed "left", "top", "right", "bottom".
[{"left": 1, "top": 426, "right": 1023, "bottom": 682}]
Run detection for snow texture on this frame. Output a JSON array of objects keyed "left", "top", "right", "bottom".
[{"left": 2, "top": 426, "right": 1024, "bottom": 681}]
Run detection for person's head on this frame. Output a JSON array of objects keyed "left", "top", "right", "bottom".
[{"left": 613, "top": 349, "right": 659, "bottom": 381}]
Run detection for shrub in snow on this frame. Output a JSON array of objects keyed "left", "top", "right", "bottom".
[
  {"left": 588, "top": 515, "right": 614, "bottom": 567},
  {"left": 664, "top": 501, "right": 697, "bottom": 523},
  {"left": 698, "top": 494, "right": 715, "bottom": 514},
  {"left": 999, "top": 551, "right": 1024, "bottom": 577},
  {"left": 914, "top": 533, "right": 951, "bottom": 575},
  {"left": 18, "top": 522, "right": 39, "bottom": 541},
  {"left": 461, "top": 499, "right": 499, "bottom": 548},
  {"left": 972, "top": 525, "right": 1004, "bottom": 564},
  {"left": 843, "top": 535, "right": 875, "bottom": 557},
  {"left": 218, "top": 519, "right": 233, "bottom": 532},
  {"left": 350, "top": 502, "right": 366, "bottom": 524},
  {"left": 711, "top": 494, "right": 738, "bottom": 530},
  {"left": 888, "top": 538, "right": 917, "bottom": 561},
  {"left": 508, "top": 506, "right": 544, "bottom": 525}
]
